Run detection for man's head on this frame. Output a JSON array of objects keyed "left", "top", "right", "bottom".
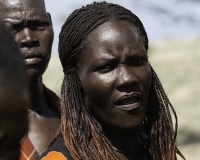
[
  {"left": 0, "top": 20, "right": 29, "bottom": 160},
  {"left": 0, "top": 0, "right": 54, "bottom": 81}
]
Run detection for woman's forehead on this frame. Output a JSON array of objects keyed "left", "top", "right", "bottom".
[{"left": 83, "top": 21, "right": 139, "bottom": 48}]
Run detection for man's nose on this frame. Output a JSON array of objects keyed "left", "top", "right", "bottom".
[
  {"left": 18, "top": 28, "right": 39, "bottom": 48},
  {"left": 115, "top": 65, "right": 138, "bottom": 89}
]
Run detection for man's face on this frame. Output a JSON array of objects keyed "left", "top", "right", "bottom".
[{"left": 0, "top": 0, "right": 54, "bottom": 80}]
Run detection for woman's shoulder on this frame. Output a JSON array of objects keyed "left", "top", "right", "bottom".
[{"left": 37, "top": 136, "right": 72, "bottom": 160}]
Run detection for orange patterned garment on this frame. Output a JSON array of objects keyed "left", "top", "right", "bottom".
[
  {"left": 37, "top": 136, "right": 72, "bottom": 160},
  {"left": 19, "top": 135, "right": 39, "bottom": 160},
  {"left": 41, "top": 151, "right": 67, "bottom": 160}
]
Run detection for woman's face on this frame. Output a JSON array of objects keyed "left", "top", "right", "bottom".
[{"left": 78, "top": 21, "right": 152, "bottom": 131}]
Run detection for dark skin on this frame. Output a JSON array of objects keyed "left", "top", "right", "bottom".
[
  {"left": 0, "top": 83, "right": 29, "bottom": 160},
  {"left": 0, "top": 0, "right": 60, "bottom": 155},
  {"left": 78, "top": 21, "right": 152, "bottom": 159}
]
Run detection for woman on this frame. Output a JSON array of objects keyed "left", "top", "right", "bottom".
[{"left": 39, "top": 2, "right": 185, "bottom": 160}]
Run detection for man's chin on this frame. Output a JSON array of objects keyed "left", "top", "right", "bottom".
[{"left": 27, "top": 69, "right": 43, "bottom": 81}]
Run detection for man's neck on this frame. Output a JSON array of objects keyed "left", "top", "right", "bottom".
[{"left": 29, "top": 77, "right": 47, "bottom": 113}]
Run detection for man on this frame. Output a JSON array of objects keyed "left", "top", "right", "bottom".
[
  {"left": 0, "top": 0, "right": 60, "bottom": 159},
  {"left": 0, "top": 20, "right": 29, "bottom": 160}
]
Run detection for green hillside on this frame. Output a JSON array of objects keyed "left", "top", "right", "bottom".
[{"left": 43, "top": 38, "right": 200, "bottom": 160}]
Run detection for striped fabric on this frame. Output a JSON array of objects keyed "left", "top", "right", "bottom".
[{"left": 19, "top": 135, "right": 39, "bottom": 160}]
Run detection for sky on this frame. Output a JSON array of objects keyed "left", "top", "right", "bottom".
[{"left": 45, "top": 0, "right": 200, "bottom": 54}]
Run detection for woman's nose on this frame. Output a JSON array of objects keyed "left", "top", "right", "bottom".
[{"left": 115, "top": 65, "right": 138, "bottom": 89}]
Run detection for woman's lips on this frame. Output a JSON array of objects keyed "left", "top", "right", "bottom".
[
  {"left": 114, "top": 94, "right": 141, "bottom": 111},
  {"left": 115, "top": 103, "right": 140, "bottom": 111}
]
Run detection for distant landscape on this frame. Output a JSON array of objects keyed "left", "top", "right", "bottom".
[{"left": 43, "top": 38, "right": 200, "bottom": 160}]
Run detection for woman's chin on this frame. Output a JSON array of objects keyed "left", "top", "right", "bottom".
[{"left": 101, "top": 120, "right": 144, "bottom": 133}]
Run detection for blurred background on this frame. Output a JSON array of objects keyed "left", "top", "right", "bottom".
[{"left": 43, "top": 0, "right": 200, "bottom": 159}]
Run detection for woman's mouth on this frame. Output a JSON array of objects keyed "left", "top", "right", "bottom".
[{"left": 114, "top": 94, "right": 141, "bottom": 111}]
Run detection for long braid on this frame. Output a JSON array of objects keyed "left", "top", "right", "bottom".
[
  {"left": 146, "top": 67, "right": 185, "bottom": 160},
  {"left": 58, "top": 2, "right": 185, "bottom": 160},
  {"left": 59, "top": 3, "right": 119, "bottom": 159},
  {"left": 60, "top": 72, "right": 118, "bottom": 159}
]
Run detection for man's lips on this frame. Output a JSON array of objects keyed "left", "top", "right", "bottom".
[
  {"left": 23, "top": 57, "right": 42, "bottom": 65},
  {"left": 23, "top": 50, "right": 43, "bottom": 65},
  {"left": 114, "top": 93, "right": 141, "bottom": 111}
]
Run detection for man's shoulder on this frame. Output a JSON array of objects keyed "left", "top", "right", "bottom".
[{"left": 43, "top": 84, "right": 60, "bottom": 115}]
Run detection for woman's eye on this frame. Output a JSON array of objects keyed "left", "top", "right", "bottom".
[{"left": 96, "top": 65, "right": 116, "bottom": 73}]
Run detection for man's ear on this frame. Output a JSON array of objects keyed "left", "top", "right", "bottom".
[{"left": 47, "top": 12, "right": 52, "bottom": 24}]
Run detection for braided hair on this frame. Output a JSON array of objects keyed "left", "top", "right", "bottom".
[{"left": 58, "top": 2, "right": 185, "bottom": 160}]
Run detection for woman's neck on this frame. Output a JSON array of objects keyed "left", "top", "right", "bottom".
[
  {"left": 102, "top": 125, "right": 143, "bottom": 154},
  {"left": 102, "top": 124, "right": 151, "bottom": 160}
]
